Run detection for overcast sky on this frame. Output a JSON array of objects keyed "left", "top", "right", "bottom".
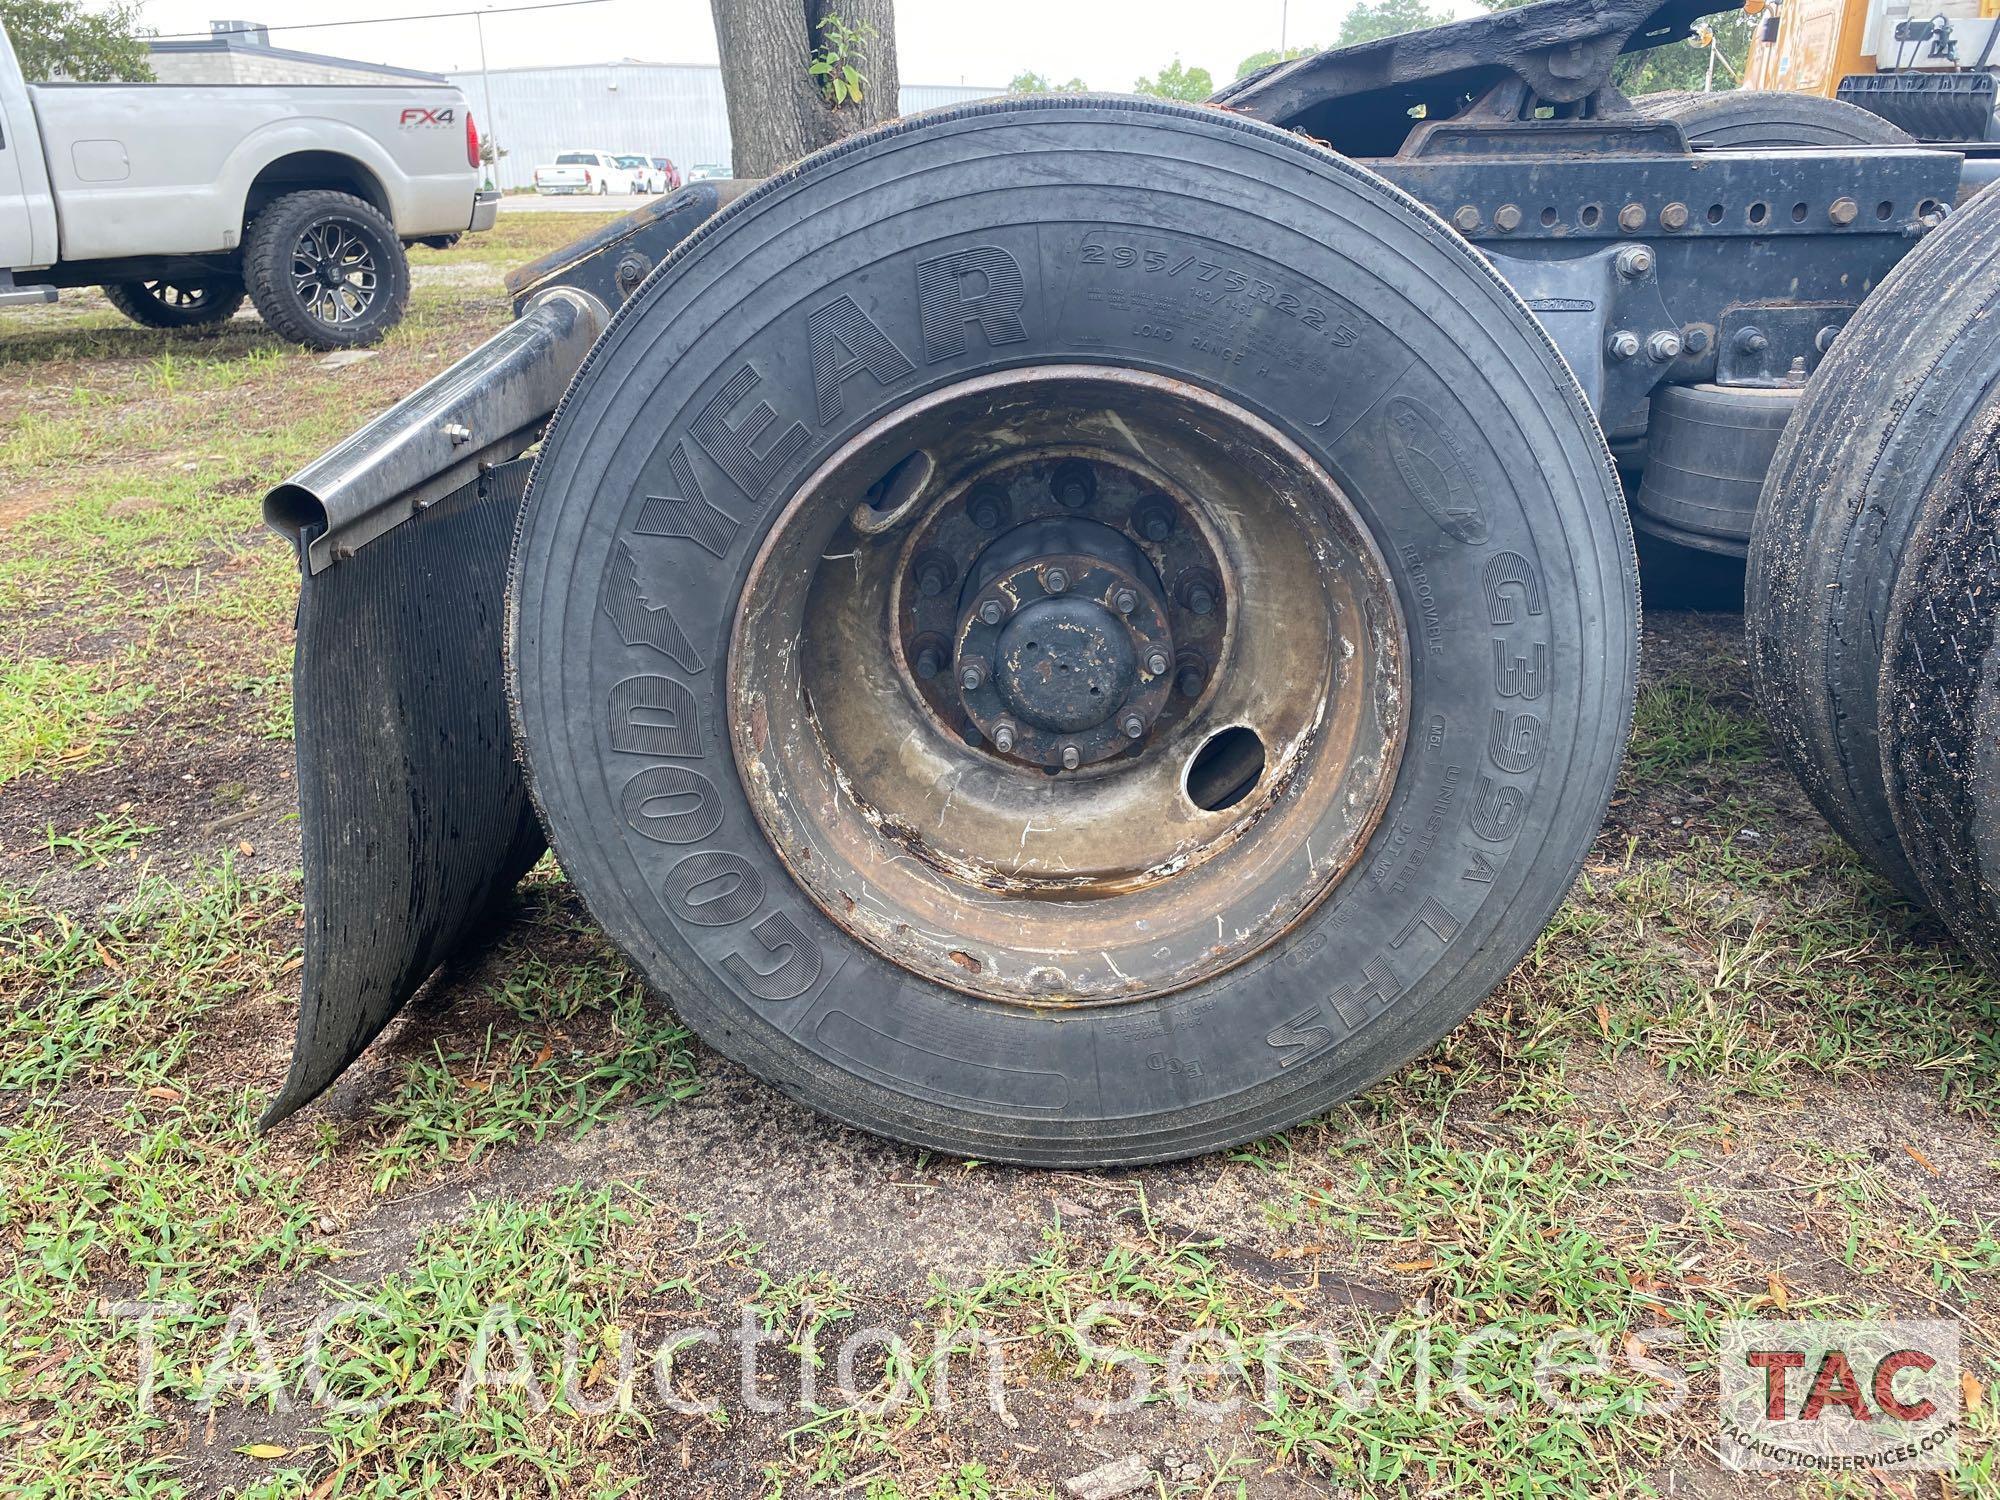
[{"left": 130, "top": 0, "right": 1472, "bottom": 88}]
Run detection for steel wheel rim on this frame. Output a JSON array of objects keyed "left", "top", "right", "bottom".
[
  {"left": 727, "top": 366, "right": 1408, "bottom": 1006},
  {"left": 291, "top": 219, "right": 380, "bottom": 326}
]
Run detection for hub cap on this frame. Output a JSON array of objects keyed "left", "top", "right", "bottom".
[
  {"left": 729, "top": 367, "right": 1407, "bottom": 1005},
  {"left": 292, "top": 220, "right": 380, "bottom": 327}
]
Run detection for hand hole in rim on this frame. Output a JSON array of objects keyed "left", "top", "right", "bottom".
[{"left": 1185, "top": 726, "right": 1266, "bottom": 812}]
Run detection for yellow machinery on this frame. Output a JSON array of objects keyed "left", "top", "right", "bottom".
[{"left": 1746, "top": 0, "right": 2000, "bottom": 137}]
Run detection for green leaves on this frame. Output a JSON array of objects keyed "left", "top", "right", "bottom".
[{"left": 810, "top": 13, "right": 875, "bottom": 108}]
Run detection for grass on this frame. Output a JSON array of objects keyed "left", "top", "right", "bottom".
[{"left": 0, "top": 217, "right": 1994, "bottom": 1498}]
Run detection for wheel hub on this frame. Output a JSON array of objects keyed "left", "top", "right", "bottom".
[{"left": 949, "top": 516, "right": 1178, "bottom": 768}]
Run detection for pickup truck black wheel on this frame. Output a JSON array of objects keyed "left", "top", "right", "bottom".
[
  {"left": 243, "top": 189, "right": 409, "bottom": 350},
  {"left": 508, "top": 97, "right": 1638, "bottom": 1165},
  {"left": 1632, "top": 90, "right": 1914, "bottom": 148},
  {"left": 101, "top": 275, "right": 246, "bottom": 330},
  {"left": 1750, "top": 183, "right": 2000, "bottom": 903}
]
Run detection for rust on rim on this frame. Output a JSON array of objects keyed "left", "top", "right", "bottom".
[{"left": 728, "top": 365, "right": 1408, "bottom": 1006}]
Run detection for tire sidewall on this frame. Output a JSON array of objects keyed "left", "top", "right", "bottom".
[{"left": 510, "top": 100, "right": 1636, "bottom": 1163}]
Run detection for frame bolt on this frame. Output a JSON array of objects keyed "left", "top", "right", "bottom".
[
  {"left": 992, "top": 721, "right": 1017, "bottom": 754},
  {"left": 1618, "top": 202, "right": 1647, "bottom": 232},
  {"left": 1684, "top": 327, "right": 1711, "bottom": 354},
  {"left": 1146, "top": 650, "right": 1171, "bottom": 677},
  {"left": 979, "top": 598, "right": 1005, "bottom": 625},
  {"left": 1646, "top": 330, "right": 1683, "bottom": 363},
  {"left": 1614, "top": 245, "right": 1655, "bottom": 280},
  {"left": 1607, "top": 329, "right": 1640, "bottom": 361},
  {"left": 961, "top": 662, "right": 985, "bottom": 691},
  {"left": 1493, "top": 203, "right": 1522, "bottom": 232},
  {"left": 1121, "top": 713, "right": 1145, "bottom": 739},
  {"left": 1829, "top": 196, "right": 1859, "bottom": 227},
  {"left": 1735, "top": 327, "right": 1768, "bottom": 356},
  {"left": 1660, "top": 201, "right": 1690, "bottom": 231},
  {"left": 1113, "top": 587, "right": 1138, "bottom": 614},
  {"left": 1816, "top": 324, "right": 1841, "bottom": 353},
  {"left": 1452, "top": 204, "right": 1480, "bottom": 234},
  {"left": 1060, "top": 743, "right": 1081, "bottom": 771},
  {"left": 915, "top": 645, "right": 943, "bottom": 680},
  {"left": 1045, "top": 567, "right": 1070, "bottom": 594}
]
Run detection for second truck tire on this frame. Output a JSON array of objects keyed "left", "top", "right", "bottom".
[
  {"left": 243, "top": 189, "right": 410, "bottom": 350},
  {"left": 508, "top": 98, "right": 1639, "bottom": 1165}
]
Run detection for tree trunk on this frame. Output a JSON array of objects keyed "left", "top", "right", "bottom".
[{"left": 710, "top": 0, "right": 901, "bottom": 179}]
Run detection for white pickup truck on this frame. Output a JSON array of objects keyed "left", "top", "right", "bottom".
[
  {"left": 532, "top": 149, "right": 638, "bottom": 196},
  {"left": 0, "top": 23, "right": 498, "bottom": 349}
]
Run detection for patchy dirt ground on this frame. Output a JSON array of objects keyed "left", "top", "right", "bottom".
[{"left": 1, "top": 218, "right": 1996, "bottom": 1500}]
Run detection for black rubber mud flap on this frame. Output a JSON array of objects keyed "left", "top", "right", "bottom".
[{"left": 262, "top": 456, "right": 545, "bottom": 1126}]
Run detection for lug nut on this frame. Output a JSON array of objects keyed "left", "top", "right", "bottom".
[
  {"left": 915, "top": 645, "right": 943, "bottom": 680},
  {"left": 1615, "top": 245, "right": 1655, "bottom": 280},
  {"left": 1135, "top": 502, "right": 1174, "bottom": 543},
  {"left": 1816, "top": 324, "right": 1841, "bottom": 353},
  {"left": 969, "top": 488, "right": 1006, "bottom": 530},
  {"left": 1607, "top": 329, "right": 1640, "bottom": 361},
  {"left": 1735, "top": 327, "right": 1768, "bottom": 356},
  {"left": 1146, "top": 650, "right": 1171, "bottom": 677},
  {"left": 1186, "top": 584, "right": 1214, "bottom": 615},
  {"left": 1646, "top": 330, "right": 1683, "bottom": 363},
  {"left": 1045, "top": 567, "right": 1069, "bottom": 594},
  {"left": 993, "top": 721, "right": 1017, "bottom": 754},
  {"left": 1051, "top": 460, "right": 1095, "bottom": 508},
  {"left": 916, "top": 557, "right": 950, "bottom": 597},
  {"left": 1177, "top": 663, "right": 1204, "bottom": 698},
  {"left": 1113, "top": 587, "right": 1138, "bottom": 615},
  {"left": 961, "top": 663, "right": 984, "bottom": 691},
  {"left": 1060, "top": 744, "right": 1081, "bottom": 771},
  {"left": 1121, "top": 713, "right": 1145, "bottom": 739},
  {"left": 979, "top": 598, "right": 1005, "bottom": 625}
]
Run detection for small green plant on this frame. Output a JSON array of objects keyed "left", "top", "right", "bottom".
[{"left": 810, "top": 13, "right": 875, "bottom": 106}]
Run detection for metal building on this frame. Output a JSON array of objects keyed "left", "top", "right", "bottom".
[{"left": 442, "top": 61, "right": 999, "bottom": 190}]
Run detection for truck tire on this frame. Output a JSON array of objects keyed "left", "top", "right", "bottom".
[
  {"left": 243, "top": 189, "right": 409, "bottom": 350},
  {"left": 1878, "top": 391, "right": 2000, "bottom": 969},
  {"left": 508, "top": 97, "right": 1638, "bottom": 1165},
  {"left": 1749, "top": 183, "right": 2000, "bottom": 902},
  {"left": 101, "top": 276, "right": 247, "bottom": 331},
  {"left": 1632, "top": 89, "right": 1915, "bottom": 148}
]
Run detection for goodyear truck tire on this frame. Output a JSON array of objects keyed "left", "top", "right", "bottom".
[
  {"left": 1750, "top": 183, "right": 2000, "bottom": 902},
  {"left": 507, "top": 98, "right": 1638, "bottom": 1164}
]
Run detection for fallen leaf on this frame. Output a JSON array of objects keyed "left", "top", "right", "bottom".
[
  {"left": 1963, "top": 1370, "right": 1983, "bottom": 1413},
  {"left": 1593, "top": 1003, "right": 1610, "bottom": 1037},
  {"left": 238, "top": 1443, "right": 289, "bottom": 1460},
  {"left": 1902, "top": 1144, "right": 1941, "bottom": 1176},
  {"left": 1766, "top": 1271, "right": 1789, "bottom": 1311},
  {"left": 145, "top": 1087, "right": 180, "bottom": 1103},
  {"left": 238, "top": 839, "right": 255, "bottom": 856},
  {"left": 1386, "top": 1259, "right": 1435, "bottom": 1273}
]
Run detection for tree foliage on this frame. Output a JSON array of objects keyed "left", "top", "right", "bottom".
[
  {"left": 1007, "top": 69, "right": 1089, "bottom": 94},
  {"left": 1133, "top": 57, "right": 1215, "bottom": 102},
  {"left": 1235, "top": 44, "right": 1317, "bottom": 80},
  {"left": 0, "top": 0, "right": 152, "bottom": 82},
  {"left": 1337, "top": 0, "right": 1452, "bottom": 47}
]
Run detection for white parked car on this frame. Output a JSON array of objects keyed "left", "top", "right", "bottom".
[
  {"left": 532, "top": 150, "right": 636, "bottom": 196},
  {"left": 0, "top": 20, "right": 495, "bottom": 349},
  {"left": 613, "top": 154, "right": 667, "bottom": 193}
]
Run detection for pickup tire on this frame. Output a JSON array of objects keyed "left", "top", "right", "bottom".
[
  {"left": 102, "top": 276, "right": 247, "bottom": 331},
  {"left": 244, "top": 189, "right": 409, "bottom": 351}
]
